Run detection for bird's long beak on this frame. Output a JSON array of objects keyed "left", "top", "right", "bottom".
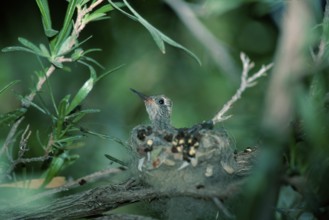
[{"left": 130, "top": 88, "right": 152, "bottom": 102}]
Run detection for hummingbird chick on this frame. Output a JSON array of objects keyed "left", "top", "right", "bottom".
[
  {"left": 131, "top": 88, "right": 173, "bottom": 131},
  {"left": 130, "top": 88, "right": 236, "bottom": 175}
]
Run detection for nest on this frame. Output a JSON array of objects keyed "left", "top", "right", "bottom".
[{"left": 129, "top": 122, "right": 244, "bottom": 191}]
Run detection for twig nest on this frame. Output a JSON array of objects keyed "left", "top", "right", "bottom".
[{"left": 129, "top": 123, "right": 238, "bottom": 190}]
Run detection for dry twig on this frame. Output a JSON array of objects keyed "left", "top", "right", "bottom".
[
  {"left": 0, "top": 117, "right": 25, "bottom": 157},
  {"left": 212, "top": 52, "right": 273, "bottom": 124}
]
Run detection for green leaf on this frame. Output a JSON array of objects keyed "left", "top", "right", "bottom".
[
  {"left": 36, "top": 0, "right": 58, "bottom": 38},
  {"left": 41, "top": 151, "right": 68, "bottom": 188},
  {"left": 109, "top": 0, "right": 201, "bottom": 65},
  {"left": 2, "top": 46, "right": 36, "bottom": 54},
  {"left": 82, "top": 56, "right": 104, "bottom": 69},
  {"left": 78, "top": 0, "right": 90, "bottom": 7},
  {"left": 0, "top": 108, "right": 27, "bottom": 126},
  {"left": 55, "top": 135, "right": 83, "bottom": 144},
  {"left": 78, "top": 60, "right": 97, "bottom": 79},
  {"left": 85, "top": 13, "right": 110, "bottom": 23},
  {"left": 65, "top": 71, "right": 96, "bottom": 115},
  {"left": 83, "top": 48, "right": 102, "bottom": 55},
  {"left": 51, "top": 60, "right": 64, "bottom": 68},
  {"left": 53, "top": 0, "right": 78, "bottom": 54},
  {"left": 65, "top": 108, "right": 100, "bottom": 122},
  {"left": 95, "top": 64, "right": 124, "bottom": 83},
  {"left": 93, "top": 4, "right": 113, "bottom": 14},
  {"left": 39, "top": 43, "right": 51, "bottom": 57},
  {"left": 25, "top": 100, "right": 48, "bottom": 115},
  {"left": 0, "top": 80, "right": 20, "bottom": 95},
  {"left": 82, "top": 128, "right": 130, "bottom": 148},
  {"left": 56, "top": 95, "right": 70, "bottom": 139},
  {"left": 70, "top": 35, "right": 94, "bottom": 52},
  {"left": 2, "top": 38, "right": 49, "bottom": 58},
  {"left": 104, "top": 154, "right": 127, "bottom": 166},
  {"left": 57, "top": 36, "right": 74, "bottom": 56},
  {"left": 71, "top": 48, "right": 84, "bottom": 61},
  {"left": 84, "top": 4, "right": 113, "bottom": 23},
  {"left": 18, "top": 37, "right": 43, "bottom": 55}
]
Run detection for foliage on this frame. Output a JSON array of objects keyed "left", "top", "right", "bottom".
[
  {"left": 0, "top": 0, "right": 199, "bottom": 187},
  {"left": 0, "top": 0, "right": 329, "bottom": 219}
]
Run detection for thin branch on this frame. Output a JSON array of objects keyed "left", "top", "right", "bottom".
[
  {"left": 0, "top": 117, "right": 24, "bottom": 157},
  {"left": 1, "top": 181, "right": 243, "bottom": 219},
  {"left": 5, "top": 124, "right": 34, "bottom": 175},
  {"left": 18, "top": 124, "right": 32, "bottom": 156},
  {"left": 24, "top": 65, "right": 56, "bottom": 107},
  {"left": 27, "top": 167, "right": 125, "bottom": 202},
  {"left": 164, "top": 0, "right": 238, "bottom": 79},
  {"left": 0, "top": 149, "right": 257, "bottom": 219},
  {"left": 212, "top": 197, "right": 234, "bottom": 219},
  {"left": 14, "top": 156, "right": 51, "bottom": 164},
  {"left": 211, "top": 52, "right": 273, "bottom": 124},
  {"left": 68, "top": 0, "right": 105, "bottom": 50}
]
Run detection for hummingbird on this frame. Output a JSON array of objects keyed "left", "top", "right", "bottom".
[
  {"left": 130, "top": 88, "right": 174, "bottom": 131},
  {"left": 130, "top": 88, "right": 234, "bottom": 173}
]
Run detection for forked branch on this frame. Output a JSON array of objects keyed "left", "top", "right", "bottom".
[{"left": 212, "top": 52, "right": 273, "bottom": 124}]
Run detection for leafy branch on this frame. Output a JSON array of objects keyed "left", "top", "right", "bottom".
[
  {"left": 108, "top": 0, "right": 201, "bottom": 65},
  {"left": 0, "top": 0, "right": 116, "bottom": 186}
]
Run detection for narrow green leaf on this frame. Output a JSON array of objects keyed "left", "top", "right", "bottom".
[
  {"left": 51, "top": 60, "right": 64, "bottom": 68},
  {"left": 142, "top": 22, "right": 165, "bottom": 53},
  {"left": 57, "top": 36, "right": 75, "bottom": 56},
  {"left": 65, "top": 72, "right": 95, "bottom": 115},
  {"left": 84, "top": 13, "right": 110, "bottom": 23},
  {"left": 71, "top": 48, "right": 84, "bottom": 61},
  {"left": 159, "top": 32, "right": 201, "bottom": 65},
  {"left": 68, "top": 112, "right": 86, "bottom": 124},
  {"left": 2, "top": 46, "right": 36, "bottom": 54},
  {"left": 26, "top": 100, "right": 48, "bottom": 115},
  {"left": 82, "top": 56, "right": 104, "bottom": 69},
  {"left": 56, "top": 95, "right": 70, "bottom": 139},
  {"left": 83, "top": 48, "right": 102, "bottom": 55},
  {"left": 108, "top": 0, "right": 137, "bottom": 21},
  {"left": 69, "top": 36, "right": 93, "bottom": 55},
  {"left": 41, "top": 152, "right": 68, "bottom": 188},
  {"left": 84, "top": 4, "right": 113, "bottom": 23},
  {"left": 0, "top": 80, "right": 20, "bottom": 95},
  {"left": 66, "top": 108, "right": 100, "bottom": 122},
  {"left": 104, "top": 154, "right": 127, "bottom": 166},
  {"left": 82, "top": 128, "right": 130, "bottom": 148},
  {"left": 95, "top": 64, "right": 124, "bottom": 83},
  {"left": 78, "top": 0, "right": 90, "bottom": 7},
  {"left": 109, "top": 0, "right": 201, "bottom": 65},
  {"left": 56, "top": 135, "right": 83, "bottom": 144},
  {"left": 53, "top": 0, "right": 78, "bottom": 54},
  {"left": 68, "top": 108, "right": 100, "bottom": 116},
  {"left": 36, "top": 0, "right": 58, "bottom": 37},
  {"left": 93, "top": 4, "right": 113, "bottom": 14},
  {"left": 58, "top": 35, "right": 94, "bottom": 57},
  {"left": 0, "top": 108, "right": 27, "bottom": 126},
  {"left": 39, "top": 43, "right": 51, "bottom": 57},
  {"left": 45, "top": 29, "right": 59, "bottom": 38},
  {"left": 78, "top": 60, "right": 97, "bottom": 79},
  {"left": 18, "top": 37, "right": 43, "bottom": 55}
]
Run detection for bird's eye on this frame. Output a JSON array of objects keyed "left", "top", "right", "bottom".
[{"left": 158, "top": 98, "right": 164, "bottom": 105}]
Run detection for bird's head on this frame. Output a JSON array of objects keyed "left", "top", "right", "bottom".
[{"left": 131, "top": 88, "right": 173, "bottom": 130}]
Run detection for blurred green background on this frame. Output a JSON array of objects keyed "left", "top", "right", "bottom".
[{"left": 1, "top": 0, "right": 280, "bottom": 178}]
